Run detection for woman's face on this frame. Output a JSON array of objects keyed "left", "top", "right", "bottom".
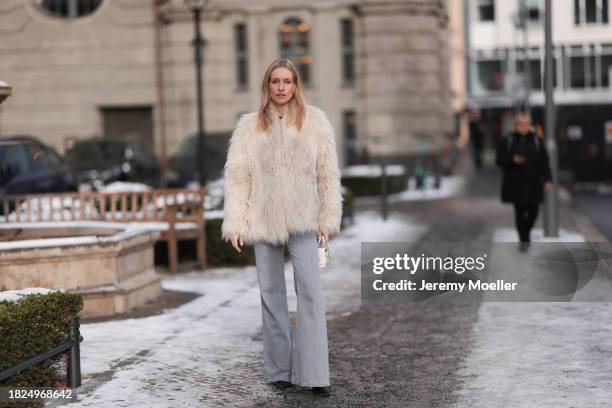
[
  {"left": 515, "top": 117, "right": 531, "bottom": 135},
  {"left": 268, "top": 67, "right": 295, "bottom": 106}
]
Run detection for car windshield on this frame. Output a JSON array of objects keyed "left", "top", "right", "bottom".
[
  {"left": 66, "top": 141, "right": 124, "bottom": 168},
  {"left": 177, "top": 136, "right": 198, "bottom": 159},
  {"left": 0, "top": 142, "right": 32, "bottom": 180}
]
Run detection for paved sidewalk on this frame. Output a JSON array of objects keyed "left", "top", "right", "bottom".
[
  {"left": 57, "top": 159, "right": 612, "bottom": 407},
  {"left": 249, "top": 162, "right": 612, "bottom": 407}
]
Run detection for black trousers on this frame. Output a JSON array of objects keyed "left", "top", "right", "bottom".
[{"left": 513, "top": 203, "right": 539, "bottom": 242}]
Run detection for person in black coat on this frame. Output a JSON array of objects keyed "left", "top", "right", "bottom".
[
  {"left": 468, "top": 109, "right": 485, "bottom": 169},
  {"left": 496, "top": 113, "right": 552, "bottom": 248}
]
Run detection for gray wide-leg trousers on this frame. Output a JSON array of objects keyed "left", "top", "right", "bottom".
[{"left": 253, "top": 232, "right": 330, "bottom": 387}]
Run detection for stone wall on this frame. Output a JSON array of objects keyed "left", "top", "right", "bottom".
[
  {"left": 355, "top": 0, "right": 453, "bottom": 159},
  {"left": 0, "top": 0, "right": 452, "bottom": 167}
]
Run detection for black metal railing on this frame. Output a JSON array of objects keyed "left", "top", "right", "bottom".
[{"left": 0, "top": 316, "right": 83, "bottom": 388}]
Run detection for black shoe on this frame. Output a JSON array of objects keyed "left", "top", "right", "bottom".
[
  {"left": 271, "top": 380, "right": 293, "bottom": 390},
  {"left": 311, "top": 386, "right": 331, "bottom": 396},
  {"left": 519, "top": 242, "right": 530, "bottom": 252}
]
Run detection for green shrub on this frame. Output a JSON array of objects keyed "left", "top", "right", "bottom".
[
  {"left": 341, "top": 187, "right": 355, "bottom": 227},
  {"left": 205, "top": 217, "right": 255, "bottom": 266},
  {"left": 341, "top": 173, "right": 407, "bottom": 196},
  {"left": 0, "top": 292, "right": 83, "bottom": 408}
]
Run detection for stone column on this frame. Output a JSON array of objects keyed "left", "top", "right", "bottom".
[{"left": 355, "top": 0, "right": 453, "bottom": 163}]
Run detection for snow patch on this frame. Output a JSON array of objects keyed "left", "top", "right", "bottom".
[
  {"left": 342, "top": 164, "right": 405, "bottom": 177},
  {"left": 355, "top": 175, "right": 466, "bottom": 204},
  {"left": 99, "top": 182, "right": 152, "bottom": 193},
  {"left": 0, "top": 288, "right": 59, "bottom": 303}
]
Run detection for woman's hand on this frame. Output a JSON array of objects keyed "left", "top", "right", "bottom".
[
  {"left": 317, "top": 232, "right": 329, "bottom": 245},
  {"left": 544, "top": 181, "right": 552, "bottom": 190},
  {"left": 513, "top": 154, "right": 526, "bottom": 165},
  {"left": 230, "top": 233, "right": 244, "bottom": 253}
]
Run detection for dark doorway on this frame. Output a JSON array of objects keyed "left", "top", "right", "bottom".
[
  {"left": 343, "top": 110, "right": 357, "bottom": 165},
  {"left": 101, "top": 106, "right": 154, "bottom": 155}
]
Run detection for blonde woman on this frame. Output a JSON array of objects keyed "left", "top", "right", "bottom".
[{"left": 221, "top": 59, "right": 343, "bottom": 396}]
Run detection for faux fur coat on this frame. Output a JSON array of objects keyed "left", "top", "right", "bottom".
[{"left": 221, "top": 105, "right": 343, "bottom": 245}]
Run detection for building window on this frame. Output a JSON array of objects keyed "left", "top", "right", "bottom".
[
  {"left": 568, "top": 45, "right": 597, "bottom": 88},
  {"left": 234, "top": 23, "right": 249, "bottom": 90},
  {"left": 475, "top": 60, "right": 504, "bottom": 93},
  {"left": 602, "top": 44, "right": 612, "bottom": 87},
  {"left": 478, "top": 0, "right": 495, "bottom": 21},
  {"left": 35, "top": 0, "right": 103, "bottom": 19},
  {"left": 343, "top": 111, "right": 357, "bottom": 165},
  {"left": 517, "top": 58, "right": 542, "bottom": 90},
  {"left": 523, "top": 0, "right": 543, "bottom": 23},
  {"left": 574, "top": 0, "right": 609, "bottom": 25},
  {"left": 279, "top": 17, "right": 311, "bottom": 85},
  {"left": 340, "top": 19, "right": 355, "bottom": 84}
]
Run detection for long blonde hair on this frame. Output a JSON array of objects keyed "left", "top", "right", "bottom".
[{"left": 256, "top": 59, "right": 307, "bottom": 132}]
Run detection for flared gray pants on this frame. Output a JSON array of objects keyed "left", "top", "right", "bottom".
[{"left": 253, "top": 232, "right": 330, "bottom": 387}]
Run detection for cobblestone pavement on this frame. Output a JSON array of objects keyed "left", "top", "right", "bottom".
[
  {"left": 60, "top": 160, "right": 612, "bottom": 407},
  {"left": 244, "top": 164, "right": 612, "bottom": 407},
  {"left": 248, "top": 165, "right": 499, "bottom": 407}
]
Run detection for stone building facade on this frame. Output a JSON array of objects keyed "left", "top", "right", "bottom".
[{"left": 0, "top": 0, "right": 452, "bottom": 180}]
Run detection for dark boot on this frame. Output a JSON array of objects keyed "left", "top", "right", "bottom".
[
  {"left": 271, "top": 381, "right": 293, "bottom": 390},
  {"left": 311, "top": 386, "right": 331, "bottom": 396}
]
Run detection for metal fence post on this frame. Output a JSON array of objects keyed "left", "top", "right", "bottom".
[
  {"left": 68, "top": 315, "right": 81, "bottom": 388},
  {"left": 381, "top": 163, "right": 388, "bottom": 221}
]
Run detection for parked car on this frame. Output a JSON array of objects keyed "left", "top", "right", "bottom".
[
  {"left": 65, "top": 139, "right": 161, "bottom": 189},
  {"left": 0, "top": 135, "right": 77, "bottom": 195},
  {"left": 167, "top": 132, "right": 230, "bottom": 187}
]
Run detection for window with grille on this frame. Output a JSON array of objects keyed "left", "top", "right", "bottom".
[
  {"left": 574, "top": 0, "right": 609, "bottom": 25},
  {"left": 279, "top": 17, "right": 311, "bottom": 85},
  {"left": 340, "top": 19, "right": 355, "bottom": 84}
]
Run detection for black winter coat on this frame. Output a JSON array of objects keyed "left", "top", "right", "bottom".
[{"left": 496, "top": 131, "right": 552, "bottom": 204}]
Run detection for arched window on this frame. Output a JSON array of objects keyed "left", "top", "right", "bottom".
[
  {"left": 35, "top": 0, "right": 103, "bottom": 19},
  {"left": 279, "top": 17, "right": 312, "bottom": 85}
]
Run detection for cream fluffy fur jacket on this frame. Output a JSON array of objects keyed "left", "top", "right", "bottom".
[{"left": 221, "top": 105, "right": 343, "bottom": 245}]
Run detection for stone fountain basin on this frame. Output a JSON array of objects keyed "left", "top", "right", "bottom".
[{"left": 0, "top": 221, "right": 162, "bottom": 318}]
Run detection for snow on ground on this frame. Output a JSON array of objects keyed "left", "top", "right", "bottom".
[
  {"left": 455, "top": 302, "right": 612, "bottom": 407},
  {"left": 453, "top": 227, "right": 612, "bottom": 407},
  {"left": 342, "top": 164, "right": 405, "bottom": 177},
  {"left": 56, "top": 210, "right": 427, "bottom": 407},
  {"left": 0, "top": 288, "right": 58, "bottom": 303},
  {"left": 0, "top": 223, "right": 157, "bottom": 251},
  {"left": 354, "top": 175, "right": 466, "bottom": 204},
  {"left": 99, "top": 182, "right": 152, "bottom": 193},
  {"left": 2, "top": 196, "right": 99, "bottom": 222}
]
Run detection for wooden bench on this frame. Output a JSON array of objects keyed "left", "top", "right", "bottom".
[{"left": 0, "top": 188, "right": 206, "bottom": 273}]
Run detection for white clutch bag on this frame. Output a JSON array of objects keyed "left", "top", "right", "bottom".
[{"left": 318, "top": 241, "right": 331, "bottom": 270}]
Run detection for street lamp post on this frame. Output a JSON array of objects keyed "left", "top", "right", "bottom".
[
  {"left": 543, "top": 0, "right": 559, "bottom": 236},
  {"left": 185, "top": 0, "right": 209, "bottom": 187},
  {"left": 518, "top": 0, "right": 531, "bottom": 115}
]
